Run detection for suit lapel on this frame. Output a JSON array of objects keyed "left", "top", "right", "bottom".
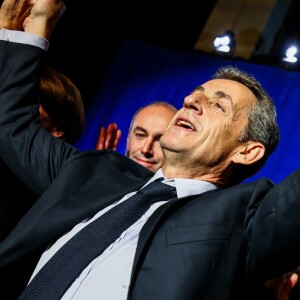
[
  {"left": 129, "top": 189, "right": 220, "bottom": 288},
  {"left": 129, "top": 195, "right": 187, "bottom": 286}
]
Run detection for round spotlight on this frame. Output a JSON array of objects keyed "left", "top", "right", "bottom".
[
  {"left": 282, "top": 46, "right": 298, "bottom": 63},
  {"left": 213, "top": 30, "right": 235, "bottom": 55}
]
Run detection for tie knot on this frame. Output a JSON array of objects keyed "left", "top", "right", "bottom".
[{"left": 139, "top": 180, "right": 176, "bottom": 204}]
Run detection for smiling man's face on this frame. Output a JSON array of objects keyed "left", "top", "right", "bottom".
[
  {"left": 160, "top": 79, "right": 257, "bottom": 180},
  {"left": 126, "top": 104, "right": 177, "bottom": 172}
]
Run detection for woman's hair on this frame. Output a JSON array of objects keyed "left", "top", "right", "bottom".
[{"left": 38, "top": 66, "right": 85, "bottom": 144}]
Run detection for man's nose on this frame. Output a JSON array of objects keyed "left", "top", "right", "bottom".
[
  {"left": 183, "top": 93, "right": 203, "bottom": 114},
  {"left": 141, "top": 139, "right": 154, "bottom": 155}
]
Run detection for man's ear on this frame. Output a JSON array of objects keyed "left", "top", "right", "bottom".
[{"left": 233, "top": 142, "right": 265, "bottom": 165}]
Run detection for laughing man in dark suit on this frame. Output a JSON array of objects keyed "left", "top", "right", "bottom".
[{"left": 1, "top": 0, "right": 300, "bottom": 299}]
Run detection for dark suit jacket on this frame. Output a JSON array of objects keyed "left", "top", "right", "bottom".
[
  {"left": 1, "top": 40, "right": 300, "bottom": 300},
  {"left": 0, "top": 159, "right": 38, "bottom": 242}
]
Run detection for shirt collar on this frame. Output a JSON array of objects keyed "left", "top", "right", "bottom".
[{"left": 151, "top": 168, "right": 220, "bottom": 198}]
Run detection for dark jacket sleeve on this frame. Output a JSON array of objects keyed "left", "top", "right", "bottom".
[
  {"left": 246, "top": 169, "right": 300, "bottom": 280},
  {"left": 0, "top": 40, "right": 78, "bottom": 196}
]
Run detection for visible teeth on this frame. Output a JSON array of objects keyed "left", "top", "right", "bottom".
[{"left": 177, "top": 120, "right": 194, "bottom": 130}]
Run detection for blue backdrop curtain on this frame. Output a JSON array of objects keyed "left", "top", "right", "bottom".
[{"left": 74, "top": 40, "right": 300, "bottom": 184}]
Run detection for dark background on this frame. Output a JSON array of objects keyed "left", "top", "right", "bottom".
[
  {"left": 44, "top": 0, "right": 220, "bottom": 108},
  {"left": 3, "top": 0, "right": 300, "bottom": 109}
]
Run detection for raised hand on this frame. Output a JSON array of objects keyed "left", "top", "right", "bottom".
[
  {"left": 96, "top": 123, "right": 122, "bottom": 151},
  {"left": 23, "top": 0, "right": 66, "bottom": 39},
  {"left": 268, "top": 272, "right": 299, "bottom": 300},
  {"left": 0, "top": 0, "right": 34, "bottom": 30},
  {"left": 0, "top": 0, "right": 66, "bottom": 39}
]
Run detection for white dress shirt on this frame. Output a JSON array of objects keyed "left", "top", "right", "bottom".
[{"left": 0, "top": 28, "right": 49, "bottom": 50}]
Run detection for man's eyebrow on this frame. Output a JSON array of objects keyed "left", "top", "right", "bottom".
[
  {"left": 192, "top": 85, "right": 234, "bottom": 107},
  {"left": 215, "top": 91, "right": 233, "bottom": 103},
  {"left": 192, "top": 85, "right": 232, "bottom": 101},
  {"left": 133, "top": 126, "right": 147, "bottom": 133},
  {"left": 191, "top": 85, "right": 204, "bottom": 93}
]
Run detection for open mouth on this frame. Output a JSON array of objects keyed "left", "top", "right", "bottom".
[{"left": 175, "top": 118, "right": 196, "bottom": 131}]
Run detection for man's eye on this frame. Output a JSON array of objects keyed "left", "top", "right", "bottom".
[
  {"left": 135, "top": 132, "right": 146, "bottom": 138},
  {"left": 214, "top": 102, "right": 225, "bottom": 112}
]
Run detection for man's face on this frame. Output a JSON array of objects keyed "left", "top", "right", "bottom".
[
  {"left": 160, "top": 79, "right": 257, "bottom": 174},
  {"left": 126, "top": 105, "right": 176, "bottom": 172}
]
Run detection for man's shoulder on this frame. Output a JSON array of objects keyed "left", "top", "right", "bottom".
[{"left": 66, "top": 149, "right": 153, "bottom": 179}]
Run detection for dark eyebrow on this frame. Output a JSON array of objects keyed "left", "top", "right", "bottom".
[
  {"left": 191, "top": 85, "right": 204, "bottom": 93},
  {"left": 132, "top": 126, "right": 162, "bottom": 140},
  {"left": 192, "top": 85, "right": 234, "bottom": 108},
  {"left": 215, "top": 91, "right": 233, "bottom": 104},
  {"left": 133, "top": 126, "right": 147, "bottom": 133}
]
